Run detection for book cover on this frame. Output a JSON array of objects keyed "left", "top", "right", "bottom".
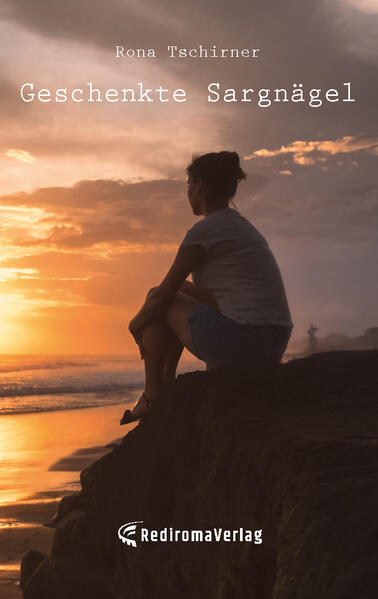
[{"left": 0, "top": 1, "right": 377, "bottom": 597}]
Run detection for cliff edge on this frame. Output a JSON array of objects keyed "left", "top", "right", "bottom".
[{"left": 22, "top": 350, "right": 378, "bottom": 599}]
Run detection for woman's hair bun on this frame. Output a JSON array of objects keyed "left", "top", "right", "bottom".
[
  {"left": 185, "top": 149, "right": 247, "bottom": 202},
  {"left": 218, "top": 151, "right": 246, "bottom": 180}
]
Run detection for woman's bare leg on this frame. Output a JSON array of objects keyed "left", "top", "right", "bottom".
[
  {"left": 126, "top": 284, "right": 219, "bottom": 419},
  {"left": 127, "top": 291, "right": 200, "bottom": 418},
  {"left": 142, "top": 281, "right": 207, "bottom": 386},
  {"left": 141, "top": 286, "right": 184, "bottom": 386},
  {"left": 143, "top": 319, "right": 187, "bottom": 399},
  {"left": 128, "top": 320, "right": 175, "bottom": 418},
  {"left": 162, "top": 325, "right": 184, "bottom": 382},
  {"left": 147, "top": 284, "right": 212, "bottom": 387}
]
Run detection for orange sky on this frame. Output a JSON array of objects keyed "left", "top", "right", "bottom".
[{"left": 0, "top": 0, "right": 377, "bottom": 354}]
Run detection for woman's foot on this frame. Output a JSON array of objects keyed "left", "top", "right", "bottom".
[
  {"left": 120, "top": 392, "right": 154, "bottom": 425},
  {"left": 130, "top": 391, "right": 153, "bottom": 418}
]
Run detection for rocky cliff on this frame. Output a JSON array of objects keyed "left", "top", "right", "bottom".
[{"left": 22, "top": 350, "right": 378, "bottom": 599}]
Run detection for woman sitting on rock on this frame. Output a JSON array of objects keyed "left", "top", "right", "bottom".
[{"left": 121, "top": 151, "right": 293, "bottom": 424}]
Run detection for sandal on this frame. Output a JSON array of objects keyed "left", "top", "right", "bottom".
[{"left": 120, "top": 392, "right": 153, "bottom": 425}]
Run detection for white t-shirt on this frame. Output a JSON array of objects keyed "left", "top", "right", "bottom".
[{"left": 179, "top": 207, "right": 293, "bottom": 328}]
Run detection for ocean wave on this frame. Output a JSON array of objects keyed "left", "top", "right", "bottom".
[
  {"left": 0, "top": 353, "right": 200, "bottom": 415},
  {"left": 0, "top": 387, "right": 143, "bottom": 416},
  {"left": 0, "top": 381, "right": 142, "bottom": 398},
  {"left": 0, "top": 355, "right": 129, "bottom": 374},
  {"left": 0, "top": 361, "right": 98, "bottom": 374},
  {"left": 0, "top": 397, "right": 131, "bottom": 416}
]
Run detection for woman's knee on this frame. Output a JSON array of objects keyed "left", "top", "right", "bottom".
[{"left": 145, "top": 286, "right": 159, "bottom": 300}]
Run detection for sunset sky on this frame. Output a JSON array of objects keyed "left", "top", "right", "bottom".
[{"left": 0, "top": 0, "right": 377, "bottom": 354}]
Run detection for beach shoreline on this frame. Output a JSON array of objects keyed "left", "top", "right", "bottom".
[{"left": 0, "top": 403, "right": 137, "bottom": 597}]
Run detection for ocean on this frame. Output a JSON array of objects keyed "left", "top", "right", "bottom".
[{"left": 0, "top": 354, "right": 203, "bottom": 416}]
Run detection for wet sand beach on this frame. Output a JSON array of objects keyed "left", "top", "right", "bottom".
[{"left": 0, "top": 403, "right": 137, "bottom": 597}]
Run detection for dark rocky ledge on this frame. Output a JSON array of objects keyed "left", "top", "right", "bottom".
[{"left": 22, "top": 350, "right": 378, "bottom": 598}]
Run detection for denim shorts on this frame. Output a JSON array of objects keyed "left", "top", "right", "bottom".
[{"left": 188, "top": 304, "right": 292, "bottom": 371}]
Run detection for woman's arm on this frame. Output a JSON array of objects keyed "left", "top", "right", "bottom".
[{"left": 129, "top": 244, "right": 205, "bottom": 341}]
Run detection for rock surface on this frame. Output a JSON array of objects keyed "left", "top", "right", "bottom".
[{"left": 22, "top": 350, "right": 378, "bottom": 598}]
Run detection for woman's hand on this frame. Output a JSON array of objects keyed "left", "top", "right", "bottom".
[{"left": 127, "top": 246, "right": 204, "bottom": 343}]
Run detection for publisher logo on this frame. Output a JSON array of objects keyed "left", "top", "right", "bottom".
[
  {"left": 117, "top": 521, "right": 262, "bottom": 549},
  {"left": 118, "top": 521, "right": 144, "bottom": 548}
]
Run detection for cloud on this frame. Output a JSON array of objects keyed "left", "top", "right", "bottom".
[
  {"left": 0, "top": 174, "right": 265, "bottom": 251},
  {"left": 0, "top": 267, "right": 38, "bottom": 281},
  {"left": 0, "top": 163, "right": 376, "bottom": 262},
  {"left": 1, "top": 0, "right": 377, "bottom": 343},
  {"left": 342, "top": 0, "right": 378, "bottom": 14},
  {"left": 325, "top": 0, "right": 378, "bottom": 62},
  {"left": 240, "top": 173, "right": 378, "bottom": 243},
  {"left": 244, "top": 134, "right": 378, "bottom": 167},
  {"left": 5, "top": 148, "right": 38, "bottom": 164},
  {"left": 0, "top": 1, "right": 171, "bottom": 51},
  {"left": 0, "top": 247, "right": 176, "bottom": 310},
  {"left": 1, "top": 0, "right": 377, "bottom": 199}
]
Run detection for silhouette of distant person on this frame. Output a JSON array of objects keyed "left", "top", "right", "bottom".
[
  {"left": 121, "top": 151, "right": 293, "bottom": 424},
  {"left": 307, "top": 324, "right": 318, "bottom": 354}
]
